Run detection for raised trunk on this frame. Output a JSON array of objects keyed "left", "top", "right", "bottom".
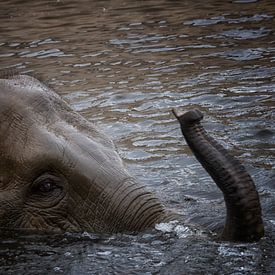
[{"left": 173, "top": 109, "right": 264, "bottom": 242}]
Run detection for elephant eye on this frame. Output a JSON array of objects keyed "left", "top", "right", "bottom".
[
  {"left": 26, "top": 172, "right": 66, "bottom": 208},
  {"left": 30, "top": 174, "right": 63, "bottom": 196},
  {"left": 34, "top": 180, "right": 58, "bottom": 193}
]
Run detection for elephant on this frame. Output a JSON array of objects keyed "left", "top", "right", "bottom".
[{"left": 0, "top": 72, "right": 264, "bottom": 242}]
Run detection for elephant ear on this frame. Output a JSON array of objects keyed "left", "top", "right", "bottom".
[{"left": 173, "top": 108, "right": 264, "bottom": 242}]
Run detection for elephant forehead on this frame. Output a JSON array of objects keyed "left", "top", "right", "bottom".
[
  {"left": 0, "top": 76, "right": 114, "bottom": 148},
  {"left": 0, "top": 116, "right": 125, "bottom": 182},
  {"left": 0, "top": 75, "right": 124, "bottom": 183},
  {"left": 0, "top": 76, "right": 72, "bottom": 147},
  {"left": 0, "top": 125, "right": 67, "bottom": 170},
  {"left": 0, "top": 92, "right": 119, "bottom": 171},
  {"left": 0, "top": 77, "right": 63, "bottom": 121},
  {"left": 0, "top": 99, "right": 56, "bottom": 155}
]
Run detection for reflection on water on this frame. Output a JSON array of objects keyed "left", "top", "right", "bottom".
[{"left": 0, "top": 0, "right": 275, "bottom": 274}]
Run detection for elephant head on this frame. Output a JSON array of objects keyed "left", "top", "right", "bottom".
[{"left": 0, "top": 73, "right": 264, "bottom": 242}]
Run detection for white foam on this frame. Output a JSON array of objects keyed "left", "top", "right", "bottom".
[{"left": 155, "top": 220, "right": 192, "bottom": 238}]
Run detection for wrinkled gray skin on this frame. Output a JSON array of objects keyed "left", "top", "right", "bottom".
[{"left": 0, "top": 74, "right": 264, "bottom": 242}]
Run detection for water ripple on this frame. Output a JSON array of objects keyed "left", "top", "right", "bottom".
[{"left": 184, "top": 13, "right": 273, "bottom": 26}]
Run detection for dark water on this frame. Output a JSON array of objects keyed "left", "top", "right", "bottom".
[{"left": 0, "top": 0, "right": 274, "bottom": 274}]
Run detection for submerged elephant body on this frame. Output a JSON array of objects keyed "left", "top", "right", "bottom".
[{"left": 0, "top": 74, "right": 264, "bottom": 242}]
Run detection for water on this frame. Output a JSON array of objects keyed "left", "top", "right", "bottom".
[{"left": 0, "top": 0, "right": 275, "bottom": 274}]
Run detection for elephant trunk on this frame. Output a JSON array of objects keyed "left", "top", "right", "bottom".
[
  {"left": 173, "top": 109, "right": 264, "bottom": 242},
  {"left": 108, "top": 179, "right": 167, "bottom": 232}
]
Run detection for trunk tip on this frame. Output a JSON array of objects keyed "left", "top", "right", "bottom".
[{"left": 172, "top": 108, "right": 203, "bottom": 125}]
